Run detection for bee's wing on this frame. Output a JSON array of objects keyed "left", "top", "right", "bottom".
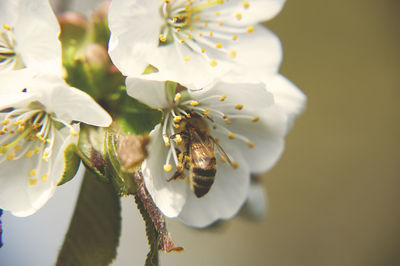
[
  {"left": 190, "top": 131, "right": 216, "bottom": 169},
  {"left": 209, "top": 136, "right": 234, "bottom": 166}
]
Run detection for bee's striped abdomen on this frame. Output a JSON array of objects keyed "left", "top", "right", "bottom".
[{"left": 191, "top": 157, "right": 216, "bottom": 198}]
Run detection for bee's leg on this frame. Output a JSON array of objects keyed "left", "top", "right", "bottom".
[{"left": 167, "top": 168, "right": 186, "bottom": 181}]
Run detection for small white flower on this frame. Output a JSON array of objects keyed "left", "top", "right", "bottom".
[
  {"left": 0, "top": 71, "right": 112, "bottom": 216},
  {"left": 126, "top": 78, "right": 287, "bottom": 227},
  {"left": 0, "top": 0, "right": 62, "bottom": 74},
  {"left": 108, "top": 0, "right": 285, "bottom": 88}
]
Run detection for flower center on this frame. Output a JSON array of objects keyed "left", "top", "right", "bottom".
[
  {"left": 0, "top": 105, "right": 76, "bottom": 185},
  {"left": 161, "top": 87, "right": 259, "bottom": 174},
  {"left": 0, "top": 24, "right": 24, "bottom": 71},
  {"left": 158, "top": 0, "right": 254, "bottom": 67}
]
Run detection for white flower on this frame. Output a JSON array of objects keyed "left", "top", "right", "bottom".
[
  {"left": 108, "top": 0, "right": 285, "bottom": 89},
  {"left": 0, "top": 71, "right": 112, "bottom": 216},
  {"left": 0, "top": 0, "right": 62, "bottom": 75},
  {"left": 126, "top": 78, "right": 287, "bottom": 227}
]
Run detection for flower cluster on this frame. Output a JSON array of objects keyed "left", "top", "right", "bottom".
[
  {"left": 0, "top": 0, "right": 111, "bottom": 216},
  {"left": 108, "top": 0, "right": 306, "bottom": 227}
]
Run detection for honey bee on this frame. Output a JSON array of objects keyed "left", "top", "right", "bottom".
[{"left": 168, "top": 113, "right": 233, "bottom": 198}]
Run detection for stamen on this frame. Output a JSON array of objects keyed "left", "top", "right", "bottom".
[
  {"left": 234, "top": 104, "right": 244, "bottom": 110},
  {"left": 164, "top": 164, "right": 173, "bottom": 172}
]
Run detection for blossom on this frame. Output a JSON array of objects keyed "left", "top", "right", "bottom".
[
  {"left": 0, "top": 71, "right": 112, "bottom": 216},
  {"left": 126, "top": 78, "right": 287, "bottom": 227},
  {"left": 0, "top": 0, "right": 62, "bottom": 74},
  {"left": 108, "top": 0, "right": 285, "bottom": 89}
]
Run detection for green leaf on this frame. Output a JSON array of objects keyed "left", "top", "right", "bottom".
[
  {"left": 56, "top": 171, "right": 121, "bottom": 266},
  {"left": 118, "top": 97, "right": 162, "bottom": 135},
  {"left": 57, "top": 144, "right": 81, "bottom": 186},
  {"left": 165, "top": 81, "right": 178, "bottom": 102}
]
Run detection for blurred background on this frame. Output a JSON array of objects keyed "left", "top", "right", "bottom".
[{"left": 2, "top": 0, "right": 400, "bottom": 265}]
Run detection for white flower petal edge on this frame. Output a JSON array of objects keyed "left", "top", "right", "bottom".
[
  {"left": 126, "top": 78, "right": 287, "bottom": 226},
  {"left": 0, "top": 0, "right": 62, "bottom": 75},
  {"left": 0, "top": 72, "right": 112, "bottom": 216},
  {"left": 108, "top": 0, "right": 285, "bottom": 89},
  {"left": 178, "top": 147, "right": 250, "bottom": 228}
]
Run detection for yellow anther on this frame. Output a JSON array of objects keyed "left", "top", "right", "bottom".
[
  {"left": 225, "top": 119, "right": 232, "bottom": 125},
  {"left": 227, "top": 133, "right": 235, "bottom": 139},
  {"left": 230, "top": 50, "right": 237, "bottom": 58},
  {"left": 29, "top": 179, "right": 38, "bottom": 185},
  {"left": 174, "top": 124, "right": 180, "bottom": 129},
  {"left": 204, "top": 22, "right": 209, "bottom": 27},
  {"left": 163, "top": 136, "right": 170, "bottom": 147},
  {"left": 70, "top": 129, "right": 78, "bottom": 136},
  {"left": 3, "top": 24, "right": 12, "bottom": 31},
  {"left": 6, "top": 152, "right": 15, "bottom": 161},
  {"left": 232, "top": 161, "right": 239, "bottom": 169},
  {"left": 174, "top": 93, "right": 182, "bottom": 102},
  {"left": 194, "top": 16, "right": 200, "bottom": 22},
  {"left": 189, "top": 27, "right": 194, "bottom": 32},
  {"left": 34, "top": 146, "right": 40, "bottom": 154},
  {"left": 209, "top": 32, "right": 214, "bottom": 37},
  {"left": 201, "top": 48, "right": 206, "bottom": 53},
  {"left": 222, "top": 114, "right": 228, "bottom": 119},
  {"left": 216, "top": 11, "right": 220, "bottom": 16},
  {"left": 41, "top": 174, "right": 49, "bottom": 182},
  {"left": 180, "top": 39, "right": 185, "bottom": 43},
  {"left": 184, "top": 155, "right": 191, "bottom": 162},
  {"left": 26, "top": 150, "right": 34, "bottom": 158},
  {"left": 188, "top": 34, "right": 193, "bottom": 39},
  {"left": 176, "top": 28, "right": 181, "bottom": 32},
  {"left": 174, "top": 116, "right": 183, "bottom": 123},
  {"left": 242, "top": 1, "right": 250, "bottom": 8},
  {"left": 215, "top": 137, "right": 220, "bottom": 143},
  {"left": 247, "top": 26, "right": 254, "bottom": 33},
  {"left": 232, "top": 35, "right": 237, "bottom": 40},
  {"left": 164, "top": 0, "right": 170, "bottom": 3},
  {"left": 204, "top": 109, "right": 210, "bottom": 115},
  {"left": 183, "top": 56, "right": 191, "bottom": 61},
  {"left": 210, "top": 59, "right": 218, "bottom": 67},
  {"left": 218, "top": 21, "right": 223, "bottom": 26},
  {"left": 213, "top": 124, "right": 217, "bottom": 129},
  {"left": 14, "top": 145, "right": 23, "bottom": 151},
  {"left": 17, "top": 126, "right": 24, "bottom": 133},
  {"left": 1, "top": 119, "right": 9, "bottom": 125},
  {"left": 190, "top": 101, "right": 199, "bottom": 106},
  {"left": 247, "top": 141, "right": 255, "bottom": 148},
  {"left": 29, "top": 169, "right": 37, "bottom": 177},
  {"left": 186, "top": 113, "right": 192, "bottom": 118},
  {"left": 219, "top": 94, "right": 227, "bottom": 101},
  {"left": 252, "top": 116, "right": 260, "bottom": 122},
  {"left": 235, "top": 104, "right": 244, "bottom": 110},
  {"left": 236, "top": 13, "right": 242, "bottom": 20},
  {"left": 216, "top": 43, "right": 223, "bottom": 48},
  {"left": 176, "top": 134, "right": 183, "bottom": 145},
  {"left": 159, "top": 34, "right": 167, "bottom": 42},
  {"left": 164, "top": 164, "right": 173, "bottom": 172},
  {"left": 199, "top": 32, "right": 204, "bottom": 37}
]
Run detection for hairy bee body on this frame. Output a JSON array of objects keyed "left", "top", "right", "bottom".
[{"left": 170, "top": 115, "right": 218, "bottom": 198}]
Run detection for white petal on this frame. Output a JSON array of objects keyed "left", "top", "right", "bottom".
[
  {"left": 0, "top": 92, "right": 36, "bottom": 110},
  {"left": 194, "top": 80, "right": 274, "bottom": 110},
  {"left": 0, "top": 0, "right": 18, "bottom": 26},
  {"left": 240, "top": 179, "right": 268, "bottom": 221},
  {"left": 28, "top": 74, "right": 112, "bottom": 127},
  {"left": 0, "top": 68, "right": 36, "bottom": 94},
  {"left": 263, "top": 74, "right": 307, "bottom": 131},
  {"left": 232, "top": 25, "right": 282, "bottom": 78},
  {"left": 142, "top": 125, "right": 188, "bottom": 217},
  {"left": 212, "top": 0, "right": 286, "bottom": 26},
  {"left": 126, "top": 77, "right": 170, "bottom": 109},
  {"left": 213, "top": 104, "right": 287, "bottom": 174},
  {"left": 13, "top": 0, "right": 62, "bottom": 75},
  {"left": 178, "top": 147, "right": 250, "bottom": 227},
  {"left": 145, "top": 40, "right": 231, "bottom": 89},
  {"left": 108, "top": 0, "right": 162, "bottom": 76}
]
